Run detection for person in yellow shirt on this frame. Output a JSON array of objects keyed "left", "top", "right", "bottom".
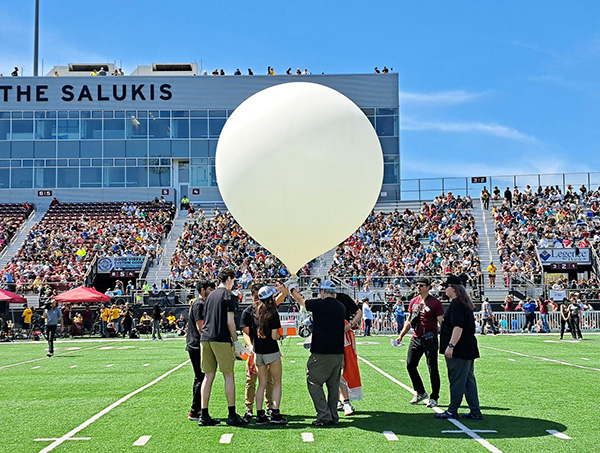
[
  {"left": 100, "top": 304, "right": 111, "bottom": 337},
  {"left": 139, "top": 312, "right": 152, "bottom": 334},
  {"left": 166, "top": 312, "right": 177, "bottom": 332},
  {"left": 110, "top": 305, "right": 121, "bottom": 334},
  {"left": 22, "top": 304, "right": 33, "bottom": 331},
  {"left": 487, "top": 261, "right": 497, "bottom": 288}
]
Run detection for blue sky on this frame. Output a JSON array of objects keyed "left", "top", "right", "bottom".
[{"left": 1, "top": 1, "right": 598, "bottom": 180}]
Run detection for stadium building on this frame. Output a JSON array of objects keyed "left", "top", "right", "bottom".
[{"left": 0, "top": 66, "right": 400, "bottom": 204}]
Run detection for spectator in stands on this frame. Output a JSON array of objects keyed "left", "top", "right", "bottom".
[
  {"left": 501, "top": 294, "right": 514, "bottom": 311},
  {"left": 487, "top": 262, "right": 497, "bottom": 288},
  {"left": 481, "top": 187, "right": 490, "bottom": 210}
]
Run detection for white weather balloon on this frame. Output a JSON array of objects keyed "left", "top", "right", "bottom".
[{"left": 216, "top": 82, "right": 383, "bottom": 275}]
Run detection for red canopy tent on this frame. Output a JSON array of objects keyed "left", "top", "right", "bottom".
[
  {"left": 0, "top": 288, "right": 27, "bottom": 304},
  {"left": 54, "top": 286, "right": 110, "bottom": 304}
]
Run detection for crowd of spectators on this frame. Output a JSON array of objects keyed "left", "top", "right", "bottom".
[
  {"left": 329, "top": 193, "right": 480, "bottom": 290},
  {"left": 490, "top": 184, "right": 600, "bottom": 285},
  {"left": 169, "top": 211, "right": 308, "bottom": 287},
  {"left": 0, "top": 200, "right": 175, "bottom": 294},
  {"left": 0, "top": 203, "right": 33, "bottom": 255}
]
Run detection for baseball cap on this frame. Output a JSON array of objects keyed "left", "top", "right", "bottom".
[
  {"left": 319, "top": 280, "right": 336, "bottom": 292},
  {"left": 258, "top": 286, "right": 277, "bottom": 300},
  {"left": 415, "top": 277, "right": 430, "bottom": 286},
  {"left": 441, "top": 275, "right": 463, "bottom": 288}
]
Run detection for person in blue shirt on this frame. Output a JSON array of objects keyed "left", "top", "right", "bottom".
[
  {"left": 520, "top": 297, "right": 537, "bottom": 332},
  {"left": 393, "top": 298, "right": 405, "bottom": 335},
  {"left": 43, "top": 300, "right": 64, "bottom": 357}
]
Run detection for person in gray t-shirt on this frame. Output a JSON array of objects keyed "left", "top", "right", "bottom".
[{"left": 44, "top": 300, "right": 64, "bottom": 357}]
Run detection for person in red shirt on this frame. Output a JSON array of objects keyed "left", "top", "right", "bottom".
[
  {"left": 396, "top": 277, "right": 445, "bottom": 408},
  {"left": 538, "top": 297, "right": 550, "bottom": 333}
]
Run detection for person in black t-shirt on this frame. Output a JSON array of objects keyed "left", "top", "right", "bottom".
[
  {"left": 199, "top": 268, "right": 248, "bottom": 427},
  {"left": 240, "top": 286, "right": 287, "bottom": 425},
  {"left": 436, "top": 275, "right": 482, "bottom": 420},
  {"left": 290, "top": 279, "right": 346, "bottom": 426},
  {"left": 186, "top": 279, "right": 215, "bottom": 421}
]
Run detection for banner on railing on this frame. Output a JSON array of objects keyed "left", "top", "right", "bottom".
[
  {"left": 96, "top": 256, "right": 146, "bottom": 273},
  {"left": 538, "top": 248, "right": 591, "bottom": 265}
]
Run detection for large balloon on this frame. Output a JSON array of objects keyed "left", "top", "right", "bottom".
[{"left": 216, "top": 82, "right": 383, "bottom": 275}]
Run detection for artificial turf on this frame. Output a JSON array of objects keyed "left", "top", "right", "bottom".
[{"left": 0, "top": 333, "right": 598, "bottom": 453}]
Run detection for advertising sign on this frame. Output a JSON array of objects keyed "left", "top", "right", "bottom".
[{"left": 538, "top": 248, "right": 591, "bottom": 265}]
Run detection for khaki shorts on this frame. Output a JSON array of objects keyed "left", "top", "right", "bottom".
[
  {"left": 200, "top": 341, "right": 235, "bottom": 374},
  {"left": 255, "top": 351, "right": 282, "bottom": 366}
]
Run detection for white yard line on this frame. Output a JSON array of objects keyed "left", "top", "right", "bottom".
[
  {"left": 480, "top": 346, "right": 600, "bottom": 372},
  {"left": 357, "top": 355, "right": 502, "bottom": 453},
  {"left": 133, "top": 435, "right": 152, "bottom": 446},
  {"left": 0, "top": 342, "right": 118, "bottom": 371},
  {"left": 219, "top": 434, "right": 234, "bottom": 444},
  {"left": 37, "top": 360, "right": 190, "bottom": 453},
  {"left": 547, "top": 429, "right": 571, "bottom": 440},
  {"left": 301, "top": 432, "right": 314, "bottom": 442}
]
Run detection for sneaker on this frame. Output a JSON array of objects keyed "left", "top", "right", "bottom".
[
  {"left": 410, "top": 392, "right": 428, "bottom": 404},
  {"left": 198, "top": 416, "right": 220, "bottom": 426},
  {"left": 337, "top": 401, "right": 343, "bottom": 411},
  {"left": 227, "top": 413, "right": 250, "bottom": 426},
  {"left": 266, "top": 408, "right": 273, "bottom": 417},
  {"left": 426, "top": 399, "right": 438, "bottom": 408},
  {"left": 343, "top": 402, "right": 355, "bottom": 416},
  {"left": 270, "top": 413, "right": 288, "bottom": 424},
  {"left": 462, "top": 412, "right": 483, "bottom": 420},
  {"left": 255, "top": 413, "right": 270, "bottom": 425},
  {"left": 434, "top": 410, "right": 458, "bottom": 419},
  {"left": 188, "top": 411, "right": 200, "bottom": 421},
  {"left": 311, "top": 420, "right": 337, "bottom": 427},
  {"left": 243, "top": 410, "right": 253, "bottom": 422},
  {"left": 47, "top": 353, "right": 53, "bottom": 357}
]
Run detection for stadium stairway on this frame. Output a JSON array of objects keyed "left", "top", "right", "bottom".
[
  {"left": 311, "top": 247, "right": 337, "bottom": 278},
  {"left": 0, "top": 208, "right": 46, "bottom": 270},
  {"left": 473, "top": 198, "right": 507, "bottom": 302},
  {"left": 144, "top": 209, "right": 189, "bottom": 285}
]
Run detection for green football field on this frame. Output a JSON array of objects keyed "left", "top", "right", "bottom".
[{"left": 0, "top": 332, "right": 598, "bottom": 453}]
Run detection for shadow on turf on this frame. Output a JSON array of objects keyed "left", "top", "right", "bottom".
[{"left": 321, "top": 411, "right": 568, "bottom": 439}]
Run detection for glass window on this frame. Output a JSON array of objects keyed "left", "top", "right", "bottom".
[
  {"left": 383, "top": 155, "right": 399, "bottom": 184},
  {"left": 23, "top": 111, "right": 33, "bottom": 119},
  {"left": 0, "top": 112, "right": 10, "bottom": 118},
  {"left": 103, "top": 159, "right": 114, "bottom": 166},
  {"left": 11, "top": 112, "right": 23, "bottom": 119},
  {"left": 172, "top": 110, "right": 188, "bottom": 118},
  {"left": 149, "top": 140, "right": 170, "bottom": 157},
  {"left": 11, "top": 141, "right": 34, "bottom": 158},
  {"left": 80, "top": 140, "right": 102, "bottom": 158},
  {"left": 80, "top": 167, "right": 102, "bottom": 187},
  {"left": 23, "top": 159, "right": 33, "bottom": 167},
  {"left": 103, "top": 111, "right": 114, "bottom": 119},
  {"left": 126, "top": 116, "right": 148, "bottom": 138},
  {"left": 159, "top": 110, "right": 170, "bottom": 118},
  {"left": 115, "top": 111, "right": 125, "bottom": 119},
  {"left": 56, "top": 159, "right": 67, "bottom": 167},
  {"left": 68, "top": 159, "right": 79, "bottom": 167},
  {"left": 11, "top": 160, "right": 22, "bottom": 167},
  {"left": 35, "top": 119, "right": 56, "bottom": 139},
  {"left": 34, "top": 159, "right": 45, "bottom": 167},
  {"left": 58, "top": 111, "right": 68, "bottom": 118},
  {"left": 149, "top": 118, "right": 170, "bottom": 138},
  {"left": 115, "top": 159, "right": 125, "bottom": 167},
  {"left": 375, "top": 116, "right": 397, "bottom": 137},
  {"left": 377, "top": 108, "right": 398, "bottom": 115},
  {"left": 80, "top": 111, "right": 90, "bottom": 118},
  {"left": 47, "top": 111, "right": 56, "bottom": 118},
  {"left": 47, "top": 159, "right": 57, "bottom": 166},
  {"left": 81, "top": 119, "right": 103, "bottom": 139},
  {"left": 126, "top": 158, "right": 137, "bottom": 166},
  {"left": 68, "top": 111, "right": 79, "bottom": 119},
  {"left": 126, "top": 140, "right": 147, "bottom": 158},
  {"left": 0, "top": 142, "right": 9, "bottom": 158},
  {"left": 12, "top": 119, "right": 34, "bottom": 140},
  {"left": 149, "top": 166, "right": 171, "bottom": 187},
  {"left": 80, "top": 159, "right": 90, "bottom": 166},
  {"left": 58, "top": 141, "right": 80, "bottom": 158},
  {"left": 34, "top": 167, "right": 56, "bottom": 188},
  {"left": 57, "top": 168, "right": 79, "bottom": 187},
  {"left": 104, "top": 140, "right": 126, "bottom": 158},
  {"left": 379, "top": 137, "right": 399, "bottom": 155},
  {"left": 91, "top": 159, "right": 103, "bottom": 166},
  {"left": 191, "top": 118, "right": 208, "bottom": 138},
  {"left": 362, "top": 108, "right": 375, "bottom": 116},
  {"left": 92, "top": 111, "right": 102, "bottom": 118},
  {"left": 58, "top": 119, "right": 79, "bottom": 139},
  {"left": 35, "top": 112, "right": 45, "bottom": 118},
  {"left": 0, "top": 168, "right": 9, "bottom": 188},
  {"left": 34, "top": 141, "right": 56, "bottom": 158},
  {"left": 208, "top": 140, "right": 217, "bottom": 157},
  {"left": 172, "top": 140, "right": 189, "bottom": 157},
  {"left": 0, "top": 159, "right": 8, "bottom": 167},
  {"left": 209, "top": 110, "right": 227, "bottom": 118},
  {"left": 104, "top": 119, "right": 125, "bottom": 139},
  {"left": 190, "top": 110, "right": 207, "bottom": 118},
  {"left": 126, "top": 166, "right": 148, "bottom": 187},
  {"left": 0, "top": 121, "right": 9, "bottom": 140},
  {"left": 191, "top": 140, "right": 208, "bottom": 157},
  {"left": 103, "top": 167, "right": 125, "bottom": 187},
  {"left": 12, "top": 168, "right": 33, "bottom": 187},
  {"left": 191, "top": 164, "right": 210, "bottom": 187},
  {"left": 137, "top": 111, "right": 148, "bottom": 118},
  {"left": 172, "top": 119, "right": 190, "bottom": 138},
  {"left": 208, "top": 118, "right": 226, "bottom": 138}
]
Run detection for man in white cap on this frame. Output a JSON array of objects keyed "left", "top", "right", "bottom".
[{"left": 290, "top": 279, "right": 346, "bottom": 426}]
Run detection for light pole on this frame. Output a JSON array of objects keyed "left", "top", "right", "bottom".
[{"left": 33, "top": 0, "right": 40, "bottom": 76}]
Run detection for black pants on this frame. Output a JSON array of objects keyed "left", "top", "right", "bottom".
[
  {"left": 406, "top": 336, "right": 440, "bottom": 400},
  {"left": 364, "top": 319, "right": 372, "bottom": 336},
  {"left": 122, "top": 320, "right": 132, "bottom": 338},
  {"left": 523, "top": 313, "right": 536, "bottom": 332},
  {"left": 481, "top": 318, "right": 498, "bottom": 334},
  {"left": 559, "top": 318, "right": 573, "bottom": 339},
  {"left": 47, "top": 325, "right": 57, "bottom": 354},
  {"left": 188, "top": 348, "right": 204, "bottom": 414},
  {"left": 569, "top": 315, "right": 582, "bottom": 339}
]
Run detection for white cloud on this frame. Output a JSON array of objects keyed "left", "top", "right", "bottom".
[
  {"left": 400, "top": 90, "right": 485, "bottom": 105},
  {"left": 401, "top": 117, "right": 540, "bottom": 144}
]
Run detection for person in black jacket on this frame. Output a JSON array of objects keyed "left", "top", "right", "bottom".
[{"left": 436, "top": 275, "right": 482, "bottom": 420}]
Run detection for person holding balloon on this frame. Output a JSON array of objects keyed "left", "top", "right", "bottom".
[
  {"left": 240, "top": 285, "right": 288, "bottom": 425},
  {"left": 289, "top": 279, "right": 346, "bottom": 426}
]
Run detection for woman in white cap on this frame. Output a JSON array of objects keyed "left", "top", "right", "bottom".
[{"left": 240, "top": 286, "right": 287, "bottom": 425}]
